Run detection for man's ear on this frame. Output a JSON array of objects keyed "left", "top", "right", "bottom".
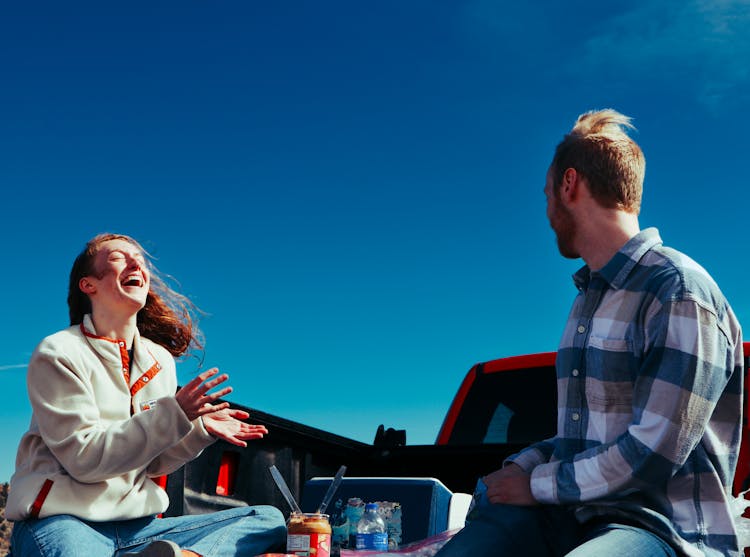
[
  {"left": 79, "top": 277, "right": 97, "bottom": 295},
  {"left": 559, "top": 168, "right": 581, "bottom": 204}
]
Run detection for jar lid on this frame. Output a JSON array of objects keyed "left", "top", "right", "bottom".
[{"left": 288, "top": 511, "right": 330, "bottom": 520}]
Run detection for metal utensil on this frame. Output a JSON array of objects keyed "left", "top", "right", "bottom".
[
  {"left": 318, "top": 465, "right": 347, "bottom": 514},
  {"left": 269, "top": 465, "right": 302, "bottom": 514}
]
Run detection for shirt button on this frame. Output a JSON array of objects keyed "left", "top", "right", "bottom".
[
  {"left": 572, "top": 413, "right": 581, "bottom": 421},
  {"left": 577, "top": 325, "right": 586, "bottom": 334},
  {"left": 572, "top": 369, "right": 580, "bottom": 377},
  {"left": 119, "top": 341, "right": 125, "bottom": 347},
  {"left": 143, "top": 376, "right": 149, "bottom": 383}
]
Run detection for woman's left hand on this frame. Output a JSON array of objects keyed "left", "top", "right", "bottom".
[{"left": 201, "top": 407, "right": 268, "bottom": 447}]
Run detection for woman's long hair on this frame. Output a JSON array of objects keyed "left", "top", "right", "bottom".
[{"left": 67, "top": 233, "right": 204, "bottom": 357}]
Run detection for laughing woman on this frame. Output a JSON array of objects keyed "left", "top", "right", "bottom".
[{"left": 7, "top": 234, "right": 286, "bottom": 557}]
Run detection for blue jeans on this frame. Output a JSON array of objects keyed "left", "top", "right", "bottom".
[
  {"left": 10, "top": 506, "right": 287, "bottom": 557},
  {"left": 435, "top": 504, "right": 677, "bottom": 557}
]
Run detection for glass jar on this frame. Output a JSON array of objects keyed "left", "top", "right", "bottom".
[{"left": 286, "top": 512, "right": 332, "bottom": 557}]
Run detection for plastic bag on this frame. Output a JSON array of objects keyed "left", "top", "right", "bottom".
[
  {"left": 340, "top": 528, "right": 460, "bottom": 557},
  {"left": 731, "top": 489, "right": 750, "bottom": 549}
]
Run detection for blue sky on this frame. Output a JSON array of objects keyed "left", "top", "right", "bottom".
[{"left": 1, "top": 1, "right": 749, "bottom": 483}]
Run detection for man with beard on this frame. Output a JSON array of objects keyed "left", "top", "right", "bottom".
[{"left": 435, "top": 110, "right": 744, "bottom": 557}]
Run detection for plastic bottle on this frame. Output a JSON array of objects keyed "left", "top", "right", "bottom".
[
  {"left": 355, "top": 503, "right": 388, "bottom": 551},
  {"left": 345, "top": 498, "right": 365, "bottom": 549}
]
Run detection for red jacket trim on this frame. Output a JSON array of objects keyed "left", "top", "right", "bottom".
[
  {"left": 79, "top": 323, "right": 131, "bottom": 384},
  {"left": 130, "top": 360, "right": 162, "bottom": 398},
  {"left": 29, "top": 479, "right": 54, "bottom": 519}
]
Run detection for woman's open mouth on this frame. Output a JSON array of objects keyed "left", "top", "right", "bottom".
[{"left": 121, "top": 274, "right": 144, "bottom": 288}]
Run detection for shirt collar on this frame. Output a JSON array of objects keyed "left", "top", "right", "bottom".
[
  {"left": 572, "top": 228, "right": 663, "bottom": 291},
  {"left": 81, "top": 313, "right": 143, "bottom": 356}
]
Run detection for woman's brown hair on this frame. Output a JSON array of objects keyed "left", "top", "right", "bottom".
[{"left": 67, "top": 233, "right": 204, "bottom": 357}]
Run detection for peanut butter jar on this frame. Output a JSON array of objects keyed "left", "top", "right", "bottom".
[{"left": 286, "top": 512, "right": 332, "bottom": 557}]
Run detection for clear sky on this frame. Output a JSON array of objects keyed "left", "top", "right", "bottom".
[{"left": 1, "top": 1, "right": 748, "bottom": 483}]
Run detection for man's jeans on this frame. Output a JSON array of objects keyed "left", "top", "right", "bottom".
[
  {"left": 10, "top": 505, "right": 286, "bottom": 557},
  {"left": 435, "top": 504, "right": 677, "bottom": 557}
]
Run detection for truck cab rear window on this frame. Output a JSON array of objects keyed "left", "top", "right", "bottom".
[{"left": 447, "top": 365, "right": 557, "bottom": 446}]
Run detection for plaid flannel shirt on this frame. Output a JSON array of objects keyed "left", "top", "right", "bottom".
[{"left": 508, "top": 228, "right": 744, "bottom": 557}]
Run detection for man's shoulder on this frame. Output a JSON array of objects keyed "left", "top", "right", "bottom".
[
  {"left": 642, "top": 244, "right": 716, "bottom": 288},
  {"left": 638, "top": 244, "right": 733, "bottom": 315}
]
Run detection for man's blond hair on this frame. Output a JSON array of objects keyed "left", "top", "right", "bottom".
[{"left": 551, "top": 109, "right": 645, "bottom": 214}]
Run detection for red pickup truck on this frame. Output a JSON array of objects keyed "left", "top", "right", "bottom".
[
  {"left": 164, "top": 342, "right": 750, "bottom": 520},
  {"left": 3, "top": 344, "right": 746, "bottom": 552}
]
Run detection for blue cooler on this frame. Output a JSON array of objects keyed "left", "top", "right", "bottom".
[{"left": 301, "top": 477, "right": 453, "bottom": 545}]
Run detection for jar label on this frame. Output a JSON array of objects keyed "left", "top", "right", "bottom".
[
  {"left": 287, "top": 533, "right": 331, "bottom": 557},
  {"left": 356, "top": 532, "right": 388, "bottom": 551}
]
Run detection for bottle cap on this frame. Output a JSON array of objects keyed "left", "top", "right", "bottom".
[{"left": 365, "top": 503, "right": 378, "bottom": 510}]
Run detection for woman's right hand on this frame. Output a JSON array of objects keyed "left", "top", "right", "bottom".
[{"left": 175, "top": 368, "right": 233, "bottom": 421}]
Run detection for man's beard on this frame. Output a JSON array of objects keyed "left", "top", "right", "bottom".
[{"left": 552, "top": 204, "right": 579, "bottom": 259}]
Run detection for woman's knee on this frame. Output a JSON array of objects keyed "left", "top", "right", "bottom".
[
  {"left": 252, "top": 505, "right": 285, "bottom": 525},
  {"left": 251, "top": 505, "right": 287, "bottom": 541},
  {"left": 219, "top": 505, "right": 286, "bottom": 540},
  {"left": 222, "top": 504, "right": 284, "bottom": 526}
]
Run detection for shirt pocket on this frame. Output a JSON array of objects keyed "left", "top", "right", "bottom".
[{"left": 585, "top": 335, "right": 635, "bottom": 410}]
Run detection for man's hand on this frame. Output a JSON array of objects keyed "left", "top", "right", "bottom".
[
  {"left": 483, "top": 463, "right": 538, "bottom": 506},
  {"left": 175, "top": 368, "right": 232, "bottom": 421},
  {"left": 202, "top": 407, "right": 269, "bottom": 447}
]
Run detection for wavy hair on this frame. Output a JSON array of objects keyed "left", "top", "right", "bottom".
[
  {"left": 67, "top": 233, "right": 204, "bottom": 357},
  {"left": 551, "top": 109, "right": 645, "bottom": 214}
]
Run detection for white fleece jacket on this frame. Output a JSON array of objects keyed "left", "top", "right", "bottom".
[{"left": 6, "top": 314, "right": 215, "bottom": 521}]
